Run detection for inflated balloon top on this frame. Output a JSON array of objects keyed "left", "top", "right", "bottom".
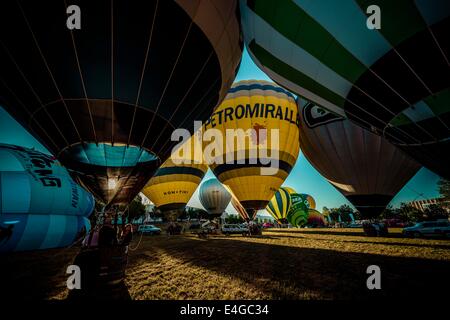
[
  {"left": 0, "top": 1, "right": 243, "bottom": 205},
  {"left": 204, "top": 80, "right": 300, "bottom": 216},
  {"left": 0, "top": 144, "right": 93, "bottom": 252},
  {"left": 287, "top": 193, "right": 309, "bottom": 228},
  {"left": 307, "top": 209, "right": 326, "bottom": 227},
  {"left": 199, "top": 178, "right": 231, "bottom": 218},
  {"left": 142, "top": 134, "right": 208, "bottom": 221},
  {"left": 241, "top": 0, "right": 450, "bottom": 179},
  {"left": 266, "top": 187, "right": 291, "bottom": 224},
  {"left": 300, "top": 194, "right": 316, "bottom": 210}
]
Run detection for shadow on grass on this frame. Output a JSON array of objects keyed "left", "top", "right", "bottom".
[
  {"left": 0, "top": 246, "right": 80, "bottom": 300},
  {"left": 140, "top": 236, "right": 450, "bottom": 300},
  {"left": 265, "top": 229, "right": 405, "bottom": 239},
  {"left": 0, "top": 245, "right": 132, "bottom": 301}
]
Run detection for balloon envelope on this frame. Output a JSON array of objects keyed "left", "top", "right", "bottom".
[
  {"left": 266, "top": 187, "right": 291, "bottom": 224},
  {"left": 204, "top": 80, "right": 300, "bottom": 214},
  {"left": 0, "top": 144, "right": 93, "bottom": 252},
  {"left": 299, "top": 101, "right": 421, "bottom": 219},
  {"left": 199, "top": 179, "right": 231, "bottom": 218},
  {"left": 0, "top": 0, "right": 243, "bottom": 205},
  {"left": 142, "top": 135, "right": 208, "bottom": 221},
  {"left": 241, "top": 0, "right": 450, "bottom": 178},
  {"left": 286, "top": 193, "right": 309, "bottom": 227},
  {"left": 300, "top": 194, "right": 316, "bottom": 210},
  {"left": 307, "top": 209, "right": 326, "bottom": 227}
]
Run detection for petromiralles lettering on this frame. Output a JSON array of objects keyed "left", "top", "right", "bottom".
[
  {"left": 204, "top": 103, "right": 300, "bottom": 129},
  {"left": 2, "top": 144, "right": 62, "bottom": 188}
]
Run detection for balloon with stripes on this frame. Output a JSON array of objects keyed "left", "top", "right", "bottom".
[
  {"left": 142, "top": 134, "right": 208, "bottom": 221},
  {"left": 0, "top": 144, "right": 94, "bottom": 252},
  {"left": 204, "top": 80, "right": 300, "bottom": 218},
  {"left": 241, "top": 0, "right": 450, "bottom": 179},
  {"left": 266, "top": 187, "right": 291, "bottom": 224},
  {"left": 0, "top": 0, "right": 243, "bottom": 206}
]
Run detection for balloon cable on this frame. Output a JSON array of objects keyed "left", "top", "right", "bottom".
[{"left": 128, "top": 231, "right": 144, "bottom": 251}]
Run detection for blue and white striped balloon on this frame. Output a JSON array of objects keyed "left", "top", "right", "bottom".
[{"left": 0, "top": 144, "right": 94, "bottom": 252}]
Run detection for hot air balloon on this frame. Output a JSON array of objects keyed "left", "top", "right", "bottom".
[
  {"left": 282, "top": 186, "right": 296, "bottom": 194},
  {"left": 0, "top": 0, "right": 243, "bottom": 206},
  {"left": 199, "top": 179, "right": 231, "bottom": 219},
  {"left": 306, "top": 209, "right": 326, "bottom": 228},
  {"left": 142, "top": 135, "right": 208, "bottom": 221},
  {"left": 283, "top": 187, "right": 317, "bottom": 210},
  {"left": 299, "top": 101, "right": 421, "bottom": 219},
  {"left": 300, "top": 194, "right": 316, "bottom": 210},
  {"left": 286, "top": 193, "right": 309, "bottom": 227},
  {"left": 266, "top": 187, "right": 291, "bottom": 224},
  {"left": 240, "top": 0, "right": 450, "bottom": 179},
  {"left": 204, "top": 80, "right": 300, "bottom": 220},
  {"left": 0, "top": 144, "right": 94, "bottom": 252}
]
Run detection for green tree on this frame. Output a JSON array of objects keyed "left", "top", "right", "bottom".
[
  {"left": 380, "top": 205, "right": 397, "bottom": 220},
  {"left": 338, "top": 204, "right": 356, "bottom": 221},
  {"left": 423, "top": 204, "right": 448, "bottom": 221},
  {"left": 329, "top": 207, "right": 341, "bottom": 222},
  {"left": 398, "top": 203, "right": 423, "bottom": 222},
  {"left": 126, "top": 195, "right": 146, "bottom": 222},
  {"left": 225, "top": 215, "right": 244, "bottom": 224},
  {"left": 438, "top": 178, "right": 450, "bottom": 202}
]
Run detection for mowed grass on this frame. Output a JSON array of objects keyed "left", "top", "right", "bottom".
[{"left": 2, "top": 228, "right": 450, "bottom": 300}]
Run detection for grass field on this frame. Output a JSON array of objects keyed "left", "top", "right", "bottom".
[{"left": 1, "top": 228, "right": 450, "bottom": 300}]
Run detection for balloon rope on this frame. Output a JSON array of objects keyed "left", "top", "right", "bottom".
[{"left": 128, "top": 231, "right": 144, "bottom": 252}]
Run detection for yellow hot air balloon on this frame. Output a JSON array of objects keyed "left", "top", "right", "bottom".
[
  {"left": 266, "top": 187, "right": 292, "bottom": 224},
  {"left": 282, "top": 187, "right": 297, "bottom": 195},
  {"left": 142, "top": 135, "right": 207, "bottom": 221},
  {"left": 204, "top": 80, "right": 300, "bottom": 219}
]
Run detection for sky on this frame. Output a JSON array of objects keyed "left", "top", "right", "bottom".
[{"left": 0, "top": 49, "right": 441, "bottom": 217}]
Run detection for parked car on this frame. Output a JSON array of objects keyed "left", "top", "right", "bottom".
[
  {"left": 137, "top": 224, "right": 161, "bottom": 235},
  {"left": 402, "top": 221, "right": 450, "bottom": 238},
  {"left": 262, "top": 222, "right": 274, "bottom": 228},
  {"left": 222, "top": 224, "right": 249, "bottom": 235},
  {"left": 347, "top": 223, "right": 363, "bottom": 228}
]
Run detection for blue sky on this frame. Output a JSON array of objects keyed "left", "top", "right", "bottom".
[{"left": 0, "top": 49, "right": 441, "bottom": 216}]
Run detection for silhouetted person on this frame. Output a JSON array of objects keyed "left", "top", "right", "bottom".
[
  {"left": 98, "top": 224, "right": 118, "bottom": 247},
  {"left": 120, "top": 224, "right": 133, "bottom": 246},
  {"left": 0, "top": 225, "right": 14, "bottom": 245}
]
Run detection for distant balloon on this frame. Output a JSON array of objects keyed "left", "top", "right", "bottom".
[
  {"left": 307, "top": 209, "right": 326, "bottom": 227},
  {"left": 241, "top": 0, "right": 450, "bottom": 178},
  {"left": 0, "top": 1, "right": 243, "bottom": 206},
  {"left": 266, "top": 187, "right": 291, "bottom": 224},
  {"left": 0, "top": 144, "right": 93, "bottom": 252},
  {"left": 199, "top": 179, "right": 231, "bottom": 219},
  {"left": 282, "top": 187, "right": 297, "bottom": 195},
  {"left": 287, "top": 193, "right": 309, "bottom": 228},
  {"left": 142, "top": 135, "right": 208, "bottom": 221},
  {"left": 299, "top": 101, "right": 421, "bottom": 219},
  {"left": 204, "top": 80, "right": 300, "bottom": 219},
  {"left": 300, "top": 194, "right": 316, "bottom": 210}
]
